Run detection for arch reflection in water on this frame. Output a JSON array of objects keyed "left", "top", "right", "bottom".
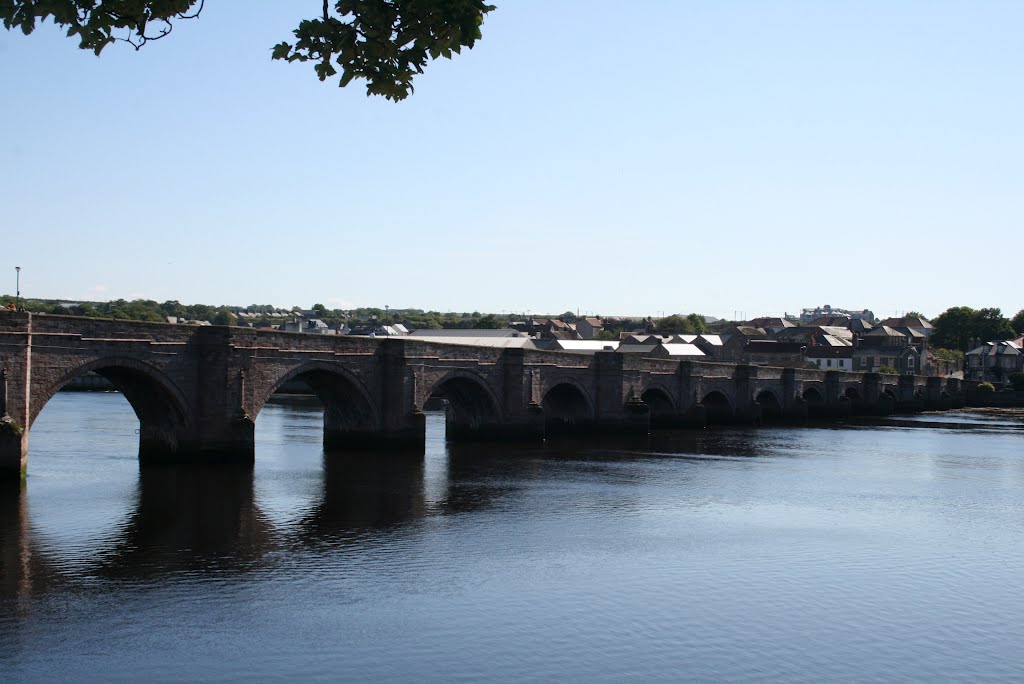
[
  {"left": 255, "top": 398, "right": 434, "bottom": 545},
  {"left": 2, "top": 465, "right": 272, "bottom": 591},
  {"left": 91, "top": 464, "right": 269, "bottom": 580},
  {"left": 0, "top": 484, "right": 45, "bottom": 604},
  {"left": 295, "top": 449, "right": 428, "bottom": 545},
  {"left": 649, "top": 428, "right": 769, "bottom": 459}
]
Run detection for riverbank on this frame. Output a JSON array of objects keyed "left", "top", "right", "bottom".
[{"left": 957, "top": 406, "right": 1024, "bottom": 420}]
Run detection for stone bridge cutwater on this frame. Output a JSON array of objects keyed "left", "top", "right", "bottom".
[{"left": 0, "top": 312, "right": 966, "bottom": 479}]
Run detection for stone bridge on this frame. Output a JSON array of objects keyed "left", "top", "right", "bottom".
[{"left": 0, "top": 312, "right": 966, "bottom": 479}]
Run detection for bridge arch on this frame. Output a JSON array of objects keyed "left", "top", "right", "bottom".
[
  {"left": 754, "top": 388, "right": 782, "bottom": 420},
  {"left": 255, "top": 361, "right": 381, "bottom": 450},
  {"left": 542, "top": 381, "right": 595, "bottom": 434},
  {"left": 425, "top": 370, "right": 504, "bottom": 440},
  {"left": 844, "top": 387, "right": 862, "bottom": 401},
  {"left": 33, "top": 357, "right": 193, "bottom": 461},
  {"left": 701, "top": 390, "right": 734, "bottom": 424},
  {"left": 641, "top": 386, "right": 676, "bottom": 428},
  {"left": 802, "top": 385, "right": 824, "bottom": 403},
  {"left": 802, "top": 385, "right": 826, "bottom": 418}
]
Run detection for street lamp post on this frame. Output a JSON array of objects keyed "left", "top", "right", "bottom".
[{"left": 15, "top": 266, "right": 20, "bottom": 311}]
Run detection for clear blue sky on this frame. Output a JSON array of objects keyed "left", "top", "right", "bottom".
[{"left": 2, "top": 1, "right": 1021, "bottom": 320}]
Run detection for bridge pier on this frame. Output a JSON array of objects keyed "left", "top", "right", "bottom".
[
  {"left": 585, "top": 352, "right": 650, "bottom": 436},
  {"left": 857, "top": 373, "right": 893, "bottom": 416},
  {"left": 923, "top": 377, "right": 950, "bottom": 411},
  {"left": 892, "top": 375, "right": 922, "bottom": 413},
  {"left": 947, "top": 378, "right": 965, "bottom": 409},
  {"left": 0, "top": 420, "right": 28, "bottom": 480},
  {"left": 135, "top": 414, "right": 256, "bottom": 466},
  {"left": 680, "top": 402, "right": 707, "bottom": 428},
  {"left": 615, "top": 397, "right": 652, "bottom": 434},
  {"left": 779, "top": 369, "right": 806, "bottom": 422},
  {"left": 1, "top": 315, "right": 30, "bottom": 480},
  {"left": 781, "top": 395, "right": 810, "bottom": 423},
  {"left": 324, "top": 408, "right": 426, "bottom": 451},
  {"left": 446, "top": 400, "right": 546, "bottom": 443},
  {"left": 735, "top": 402, "right": 763, "bottom": 425}
]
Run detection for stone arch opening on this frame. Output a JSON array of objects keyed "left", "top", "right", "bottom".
[
  {"left": 914, "top": 388, "right": 926, "bottom": 400},
  {"left": 755, "top": 389, "right": 782, "bottom": 421},
  {"left": 543, "top": 383, "right": 593, "bottom": 434},
  {"left": 877, "top": 387, "right": 898, "bottom": 415},
  {"left": 32, "top": 359, "right": 192, "bottom": 464},
  {"left": 701, "top": 390, "right": 734, "bottom": 424},
  {"left": 803, "top": 386, "right": 825, "bottom": 419},
  {"left": 259, "top": 365, "right": 380, "bottom": 451},
  {"left": 641, "top": 388, "right": 676, "bottom": 428},
  {"left": 428, "top": 374, "right": 503, "bottom": 441},
  {"left": 843, "top": 386, "right": 864, "bottom": 415},
  {"left": 802, "top": 386, "right": 824, "bottom": 404}
]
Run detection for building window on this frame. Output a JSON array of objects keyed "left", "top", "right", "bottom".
[
  {"left": 839, "top": 359, "right": 845, "bottom": 367},
  {"left": 827, "top": 359, "right": 832, "bottom": 367},
  {"left": 816, "top": 359, "right": 821, "bottom": 367}
]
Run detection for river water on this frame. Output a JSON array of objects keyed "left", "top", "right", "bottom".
[{"left": 2, "top": 393, "right": 1024, "bottom": 682}]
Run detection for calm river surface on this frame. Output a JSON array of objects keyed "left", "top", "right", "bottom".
[{"left": 3, "top": 393, "right": 1024, "bottom": 682}]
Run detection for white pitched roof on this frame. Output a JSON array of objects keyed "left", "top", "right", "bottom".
[{"left": 661, "top": 344, "right": 706, "bottom": 356}]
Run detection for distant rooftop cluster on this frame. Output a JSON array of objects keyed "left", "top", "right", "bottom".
[
  {"left": 719, "top": 314, "right": 945, "bottom": 375},
  {"left": 19, "top": 297, "right": 1017, "bottom": 384},
  {"left": 795, "top": 305, "right": 876, "bottom": 325}
]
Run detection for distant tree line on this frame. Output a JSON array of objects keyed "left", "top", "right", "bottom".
[
  {"left": 931, "top": 306, "right": 1023, "bottom": 352},
  {"left": 0, "top": 296, "right": 246, "bottom": 325},
  {"left": 0, "top": 296, "right": 530, "bottom": 331}
]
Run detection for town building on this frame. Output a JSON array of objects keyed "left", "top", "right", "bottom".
[
  {"left": 805, "top": 345, "right": 854, "bottom": 371},
  {"left": 747, "top": 317, "right": 795, "bottom": 334},
  {"left": 576, "top": 317, "right": 605, "bottom": 340},
  {"left": 878, "top": 316, "right": 934, "bottom": 339},
  {"left": 965, "top": 337, "right": 1024, "bottom": 383},
  {"left": 853, "top": 326, "right": 920, "bottom": 374}
]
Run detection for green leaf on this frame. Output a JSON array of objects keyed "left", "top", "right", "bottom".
[{"left": 270, "top": 42, "right": 291, "bottom": 60}]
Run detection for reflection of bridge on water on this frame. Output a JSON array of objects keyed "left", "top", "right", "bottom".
[
  {"left": 0, "top": 429, "right": 573, "bottom": 603},
  {"left": 0, "top": 312, "right": 967, "bottom": 479}
]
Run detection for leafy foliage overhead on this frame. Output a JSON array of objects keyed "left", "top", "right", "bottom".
[
  {"left": 1, "top": 0, "right": 496, "bottom": 100},
  {"left": 274, "top": 0, "right": 495, "bottom": 100},
  {"left": 1, "top": 0, "right": 204, "bottom": 52}
]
